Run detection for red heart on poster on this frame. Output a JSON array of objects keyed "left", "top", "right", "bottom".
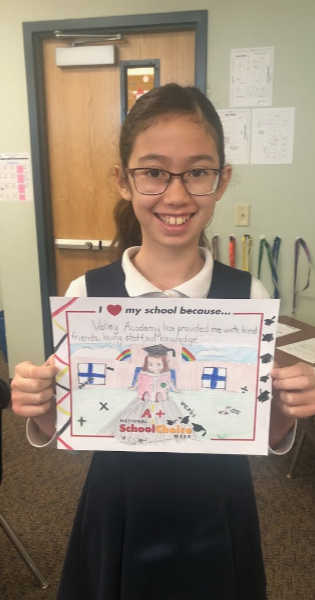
[{"left": 107, "top": 304, "right": 122, "bottom": 316}]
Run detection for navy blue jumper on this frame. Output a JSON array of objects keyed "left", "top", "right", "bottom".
[{"left": 57, "top": 259, "right": 267, "bottom": 600}]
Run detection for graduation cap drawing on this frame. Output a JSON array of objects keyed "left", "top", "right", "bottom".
[
  {"left": 262, "top": 333, "right": 274, "bottom": 342},
  {"left": 264, "top": 316, "right": 276, "bottom": 326},
  {"left": 258, "top": 390, "right": 270, "bottom": 403},
  {"left": 260, "top": 353, "right": 273, "bottom": 364},
  {"left": 143, "top": 344, "right": 176, "bottom": 357},
  {"left": 260, "top": 375, "right": 269, "bottom": 383}
]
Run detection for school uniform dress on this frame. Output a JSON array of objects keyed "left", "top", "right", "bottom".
[{"left": 57, "top": 250, "right": 267, "bottom": 600}]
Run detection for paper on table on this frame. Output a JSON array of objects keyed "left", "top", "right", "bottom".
[
  {"left": 276, "top": 322, "right": 301, "bottom": 338},
  {"left": 278, "top": 338, "right": 315, "bottom": 364},
  {"left": 50, "top": 296, "right": 280, "bottom": 455}
]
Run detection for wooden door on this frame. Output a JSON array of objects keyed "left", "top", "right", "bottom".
[{"left": 42, "top": 30, "right": 195, "bottom": 294}]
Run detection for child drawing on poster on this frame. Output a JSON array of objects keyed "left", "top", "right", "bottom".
[
  {"left": 135, "top": 344, "right": 176, "bottom": 403},
  {"left": 111, "top": 344, "right": 189, "bottom": 444}
]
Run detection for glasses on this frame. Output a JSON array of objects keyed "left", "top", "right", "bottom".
[{"left": 127, "top": 167, "right": 221, "bottom": 196}]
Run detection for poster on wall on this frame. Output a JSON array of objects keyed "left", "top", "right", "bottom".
[
  {"left": 50, "top": 296, "right": 279, "bottom": 455},
  {"left": 218, "top": 109, "right": 251, "bottom": 164},
  {"left": 230, "top": 47, "right": 274, "bottom": 108},
  {"left": 250, "top": 107, "right": 295, "bottom": 164},
  {"left": 0, "top": 153, "right": 32, "bottom": 202}
]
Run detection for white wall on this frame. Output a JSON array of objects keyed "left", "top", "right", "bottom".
[{"left": 1, "top": 0, "right": 315, "bottom": 374}]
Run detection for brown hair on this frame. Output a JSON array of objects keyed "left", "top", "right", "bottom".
[
  {"left": 112, "top": 83, "right": 226, "bottom": 255},
  {"left": 143, "top": 354, "right": 169, "bottom": 373}
]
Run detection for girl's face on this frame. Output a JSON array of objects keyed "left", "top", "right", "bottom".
[
  {"left": 147, "top": 356, "right": 164, "bottom": 373},
  {"left": 118, "top": 113, "right": 231, "bottom": 253}
]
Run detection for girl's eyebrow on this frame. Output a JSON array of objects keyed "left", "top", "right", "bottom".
[{"left": 137, "top": 153, "right": 217, "bottom": 164}]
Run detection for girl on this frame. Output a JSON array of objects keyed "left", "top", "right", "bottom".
[{"left": 11, "top": 84, "right": 315, "bottom": 600}]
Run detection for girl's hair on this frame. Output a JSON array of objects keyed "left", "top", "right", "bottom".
[
  {"left": 143, "top": 354, "right": 169, "bottom": 373},
  {"left": 112, "top": 83, "right": 225, "bottom": 255}
]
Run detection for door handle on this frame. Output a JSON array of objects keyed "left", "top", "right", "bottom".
[{"left": 54, "top": 238, "right": 112, "bottom": 251}]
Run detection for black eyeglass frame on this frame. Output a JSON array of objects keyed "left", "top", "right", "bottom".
[{"left": 127, "top": 167, "right": 222, "bottom": 196}]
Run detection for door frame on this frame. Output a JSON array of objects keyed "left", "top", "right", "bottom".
[{"left": 23, "top": 10, "right": 208, "bottom": 356}]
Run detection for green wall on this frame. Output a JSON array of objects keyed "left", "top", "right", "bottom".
[{"left": 0, "top": 0, "right": 314, "bottom": 373}]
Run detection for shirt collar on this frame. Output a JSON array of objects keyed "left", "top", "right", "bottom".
[{"left": 122, "top": 246, "right": 214, "bottom": 298}]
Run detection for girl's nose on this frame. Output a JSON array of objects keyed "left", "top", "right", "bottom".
[{"left": 163, "top": 174, "right": 191, "bottom": 203}]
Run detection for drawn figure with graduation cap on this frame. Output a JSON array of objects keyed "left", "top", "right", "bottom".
[
  {"left": 111, "top": 344, "right": 184, "bottom": 444},
  {"left": 136, "top": 344, "right": 176, "bottom": 403}
]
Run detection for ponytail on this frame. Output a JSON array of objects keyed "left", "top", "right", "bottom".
[{"left": 111, "top": 198, "right": 142, "bottom": 255}]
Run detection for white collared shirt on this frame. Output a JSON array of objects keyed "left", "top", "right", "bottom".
[{"left": 66, "top": 246, "right": 270, "bottom": 299}]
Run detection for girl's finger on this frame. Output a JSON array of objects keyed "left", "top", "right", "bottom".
[
  {"left": 45, "top": 354, "right": 56, "bottom": 368},
  {"left": 279, "top": 399, "right": 315, "bottom": 419},
  {"left": 12, "top": 373, "right": 54, "bottom": 394},
  {"left": 15, "top": 361, "right": 58, "bottom": 380},
  {"left": 271, "top": 362, "right": 315, "bottom": 381},
  {"left": 272, "top": 375, "right": 314, "bottom": 391},
  {"left": 13, "top": 401, "right": 54, "bottom": 418},
  {"left": 11, "top": 387, "right": 55, "bottom": 409},
  {"left": 279, "top": 388, "right": 315, "bottom": 408}
]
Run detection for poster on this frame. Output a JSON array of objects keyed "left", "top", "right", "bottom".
[
  {"left": 0, "top": 153, "right": 32, "bottom": 202},
  {"left": 50, "top": 296, "right": 280, "bottom": 455},
  {"left": 230, "top": 47, "right": 274, "bottom": 108},
  {"left": 250, "top": 107, "right": 295, "bottom": 164},
  {"left": 218, "top": 109, "right": 251, "bottom": 164}
]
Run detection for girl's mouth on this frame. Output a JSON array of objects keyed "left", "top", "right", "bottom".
[{"left": 155, "top": 214, "right": 193, "bottom": 225}]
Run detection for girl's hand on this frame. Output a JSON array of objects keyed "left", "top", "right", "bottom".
[
  {"left": 271, "top": 362, "right": 315, "bottom": 418},
  {"left": 11, "top": 355, "right": 58, "bottom": 439},
  {"left": 269, "top": 362, "right": 315, "bottom": 449}
]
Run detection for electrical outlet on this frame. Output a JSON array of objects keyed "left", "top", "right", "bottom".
[{"left": 235, "top": 204, "right": 250, "bottom": 227}]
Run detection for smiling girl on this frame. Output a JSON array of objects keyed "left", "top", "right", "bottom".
[{"left": 11, "top": 83, "right": 315, "bottom": 600}]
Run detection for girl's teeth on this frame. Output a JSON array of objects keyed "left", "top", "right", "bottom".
[{"left": 161, "top": 216, "right": 189, "bottom": 225}]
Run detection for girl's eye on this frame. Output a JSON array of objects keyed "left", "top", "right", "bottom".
[
  {"left": 145, "top": 168, "right": 164, "bottom": 178},
  {"left": 189, "top": 169, "right": 209, "bottom": 178}
]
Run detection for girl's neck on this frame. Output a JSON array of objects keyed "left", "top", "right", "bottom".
[{"left": 132, "top": 243, "right": 204, "bottom": 290}]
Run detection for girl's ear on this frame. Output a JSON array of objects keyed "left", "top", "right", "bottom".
[
  {"left": 114, "top": 165, "right": 132, "bottom": 201},
  {"left": 215, "top": 164, "right": 232, "bottom": 202}
]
